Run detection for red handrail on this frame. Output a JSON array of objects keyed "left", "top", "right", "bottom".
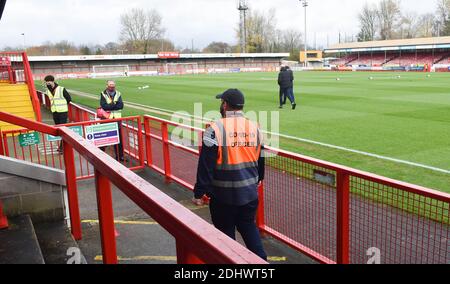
[
  {"left": 0, "top": 111, "right": 266, "bottom": 264},
  {"left": 22, "top": 52, "right": 42, "bottom": 122}
]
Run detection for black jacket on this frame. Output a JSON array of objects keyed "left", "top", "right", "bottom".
[
  {"left": 278, "top": 68, "right": 294, "bottom": 88},
  {"left": 194, "top": 126, "right": 265, "bottom": 206}
]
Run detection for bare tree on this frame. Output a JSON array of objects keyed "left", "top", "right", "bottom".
[
  {"left": 120, "top": 8, "right": 165, "bottom": 54},
  {"left": 399, "top": 12, "right": 419, "bottom": 39},
  {"left": 436, "top": 0, "right": 450, "bottom": 35},
  {"left": 357, "top": 3, "right": 378, "bottom": 41},
  {"left": 377, "top": 0, "right": 401, "bottom": 40},
  {"left": 238, "top": 8, "right": 277, "bottom": 53},
  {"left": 415, "top": 13, "right": 436, "bottom": 37}
]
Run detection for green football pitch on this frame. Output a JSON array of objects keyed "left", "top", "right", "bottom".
[{"left": 40, "top": 71, "right": 450, "bottom": 193}]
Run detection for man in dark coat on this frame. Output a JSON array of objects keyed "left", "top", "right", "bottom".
[{"left": 278, "top": 66, "right": 296, "bottom": 110}]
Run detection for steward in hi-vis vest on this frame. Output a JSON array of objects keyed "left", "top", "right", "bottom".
[
  {"left": 99, "top": 80, "right": 125, "bottom": 161},
  {"left": 44, "top": 75, "right": 71, "bottom": 119},
  {"left": 193, "top": 89, "right": 267, "bottom": 261},
  {"left": 45, "top": 75, "right": 72, "bottom": 153},
  {"left": 100, "top": 83, "right": 123, "bottom": 119}
]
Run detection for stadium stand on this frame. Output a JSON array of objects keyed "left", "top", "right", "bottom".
[
  {"left": 325, "top": 37, "right": 450, "bottom": 71},
  {"left": 27, "top": 53, "right": 289, "bottom": 79}
]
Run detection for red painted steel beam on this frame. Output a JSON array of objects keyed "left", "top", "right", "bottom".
[
  {"left": 256, "top": 183, "right": 265, "bottom": 230},
  {"left": 0, "top": 130, "right": 4, "bottom": 156},
  {"left": 63, "top": 141, "right": 82, "bottom": 240},
  {"left": 95, "top": 170, "right": 118, "bottom": 264},
  {"left": 22, "top": 52, "right": 42, "bottom": 122},
  {"left": 0, "top": 111, "right": 58, "bottom": 135},
  {"left": 144, "top": 118, "right": 153, "bottom": 166},
  {"left": 336, "top": 171, "right": 350, "bottom": 264},
  {"left": 58, "top": 126, "right": 267, "bottom": 264},
  {"left": 0, "top": 201, "right": 8, "bottom": 229},
  {"left": 161, "top": 122, "right": 172, "bottom": 183}
]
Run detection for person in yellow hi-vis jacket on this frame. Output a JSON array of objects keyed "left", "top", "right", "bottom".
[
  {"left": 99, "top": 80, "right": 124, "bottom": 161},
  {"left": 44, "top": 75, "right": 72, "bottom": 153}
]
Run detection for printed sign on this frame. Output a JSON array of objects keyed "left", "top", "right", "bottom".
[
  {"left": 0, "top": 57, "right": 11, "bottom": 67},
  {"left": 85, "top": 122, "right": 120, "bottom": 147},
  {"left": 19, "top": 132, "right": 40, "bottom": 147},
  {"left": 46, "top": 126, "right": 84, "bottom": 142},
  {"left": 313, "top": 170, "right": 336, "bottom": 186},
  {"left": 158, "top": 52, "right": 180, "bottom": 59}
]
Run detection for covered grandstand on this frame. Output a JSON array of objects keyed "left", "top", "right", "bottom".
[
  {"left": 27, "top": 53, "right": 289, "bottom": 80},
  {"left": 325, "top": 37, "right": 450, "bottom": 72}
]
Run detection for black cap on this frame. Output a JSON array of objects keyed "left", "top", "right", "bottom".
[{"left": 216, "top": 89, "right": 245, "bottom": 107}]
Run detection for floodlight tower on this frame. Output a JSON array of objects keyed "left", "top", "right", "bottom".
[
  {"left": 300, "top": 0, "right": 309, "bottom": 66},
  {"left": 238, "top": 0, "right": 249, "bottom": 53}
]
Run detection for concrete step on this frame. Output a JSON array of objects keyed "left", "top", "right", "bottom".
[
  {"left": 0, "top": 95, "right": 30, "bottom": 103},
  {"left": 0, "top": 85, "right": 29, "bottom": 92},
  {"left": 0, "top": 100, "right": 33, "bottom": 108},
  {"left": 0, "top": 215, "right": 45, "bottom": 264},
  {"left": 33, "top": 221, "right": 87, "bottom": 264},
  {"left": 1, "top": 106, "right": 34, "bottom": 113}
]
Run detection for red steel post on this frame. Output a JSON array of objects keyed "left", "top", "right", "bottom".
[
  {"left": 83, "top": 111, "right": 89, "bottom": 122},
  {"left": 0, "top": 201, "right": 8, "bottom": 229},
  {"left": 7, "top": 65, "right": 13, "bottom": 84},
  {"left": 63, "top": 141, "right": 82, "bottom": 240},
  {"left": 256, "top": 182, "right": 265, "bottom": 230},
  {"left": 94, "top": 170, "right": 118, "bottom": 264},
  {"left": 144, "top": 118, "right": 153, "bottom": 166},
  {"left": 336, "top": 171, "right": 350, "bottom": 264},
  {"left": 22, "top": 52, "right": 42, "bottom": 122},
  {"left": 2, "top": 134, "right": 8, "bottom": 156},
  {"left": 161, "top": 122, "right": 171, "bottom": 183},
  {"left": 137, "top": 117, "right": 145, "bottom": 168},
  {"left": 197, "top": 130, "right": 203, "bottom": 153},
  {"left": 68, "top": 105, "right": 73, "bottom": 121},
  {"left": 0, "top": 130, "right": 4, "bottom": 156}
]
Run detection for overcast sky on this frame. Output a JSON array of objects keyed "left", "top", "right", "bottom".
[{"left": 0, "top": 0, "right": 439, "bottom": 50}]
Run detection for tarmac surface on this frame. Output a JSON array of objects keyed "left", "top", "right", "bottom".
[{"left": 75, "top": 168, "right": 317, "bottom": 264}]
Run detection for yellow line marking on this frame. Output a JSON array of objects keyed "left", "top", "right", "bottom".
[
  {"left": 268, "top": 256, "right": 287, "bottom": 262},
  {"left": 95, "top": 255, "right": 176, "bottom": 262},
  {"left": 82, "top": 220, "right": 158, "bottom": 225},
  {"left": 94, "top": 255, "right": 287, "bottom": 262}
]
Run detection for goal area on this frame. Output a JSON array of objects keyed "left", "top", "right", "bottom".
[
  {"left": 91, "top": 65, "right": 130, "bottom": 78},
  {"left": 165, "top": 63, "right": 199, "bottom": 75}
]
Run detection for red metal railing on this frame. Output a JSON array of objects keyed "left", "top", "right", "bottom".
[
  {"left": 0, "top": 111, "right": 267, "bottom": 264},
  {"left": 0, "top": 52, "right": 41, "bottom": 122},
  {"left": 143, "top": 115, "right": 450, "bottom": 264}
]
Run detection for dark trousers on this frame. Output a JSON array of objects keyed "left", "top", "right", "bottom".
[
  {"left": 279, "top": 87, "right": 295, "bottom": 106},
  {"left": 53, "top": 112, "right": 68, "bottom": 151},
  {"left": 100, "top": 122, "right": 124, "bottom": 161},
  {"left": 52, "top": 112, "right": 68, "bottom": 125},
  {"left": 209, "top": 198, "right": 267, "bottom": 260}
]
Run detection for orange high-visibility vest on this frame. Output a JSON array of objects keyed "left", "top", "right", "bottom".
[{"left": 209, "top": 114, "right": 262, "bottom": 189}]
